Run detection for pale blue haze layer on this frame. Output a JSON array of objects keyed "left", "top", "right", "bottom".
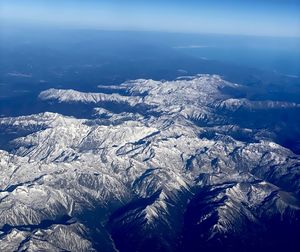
[{"left": 1, "top": 0, "right": 300, "bottom": 37}]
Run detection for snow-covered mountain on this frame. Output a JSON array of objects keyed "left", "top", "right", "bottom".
[{"left": 0, "top": 75, "right": 299, "bottom": 251}]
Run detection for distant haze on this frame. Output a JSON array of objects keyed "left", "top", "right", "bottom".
[{"left": 1, "top": 0, "right": 300, "bottom": 37}]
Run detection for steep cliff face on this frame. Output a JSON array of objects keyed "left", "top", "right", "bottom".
[{"left": 0, "top": 75, "right": 299, "bottom": 251}]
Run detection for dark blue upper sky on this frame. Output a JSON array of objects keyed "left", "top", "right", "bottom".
[{"left": 1, "top": 0, "right": 300, "bottom": 37}]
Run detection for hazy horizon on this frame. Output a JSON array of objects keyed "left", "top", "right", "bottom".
[{"left": 1, "top": 0, "right": 300, "bottom": 38}]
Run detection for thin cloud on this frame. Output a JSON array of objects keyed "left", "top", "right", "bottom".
[{"left": 173, "top": 45, "right": 215, "bottom": 49}]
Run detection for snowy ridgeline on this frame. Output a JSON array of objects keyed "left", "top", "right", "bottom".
[{"left": 0, "top": 75, "right": 300, "bottom": 251}]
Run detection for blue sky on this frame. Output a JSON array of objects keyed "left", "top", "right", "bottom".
[{"left": 1, "top": 0, "right": 300, "bottom": 37}]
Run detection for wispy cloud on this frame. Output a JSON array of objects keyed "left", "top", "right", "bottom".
[
  {"left": 7, "top": 72, "right": 32, "bottom": 78},
  {"left": 173, "top": 45, "right": 215, "bottom": 49}
]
